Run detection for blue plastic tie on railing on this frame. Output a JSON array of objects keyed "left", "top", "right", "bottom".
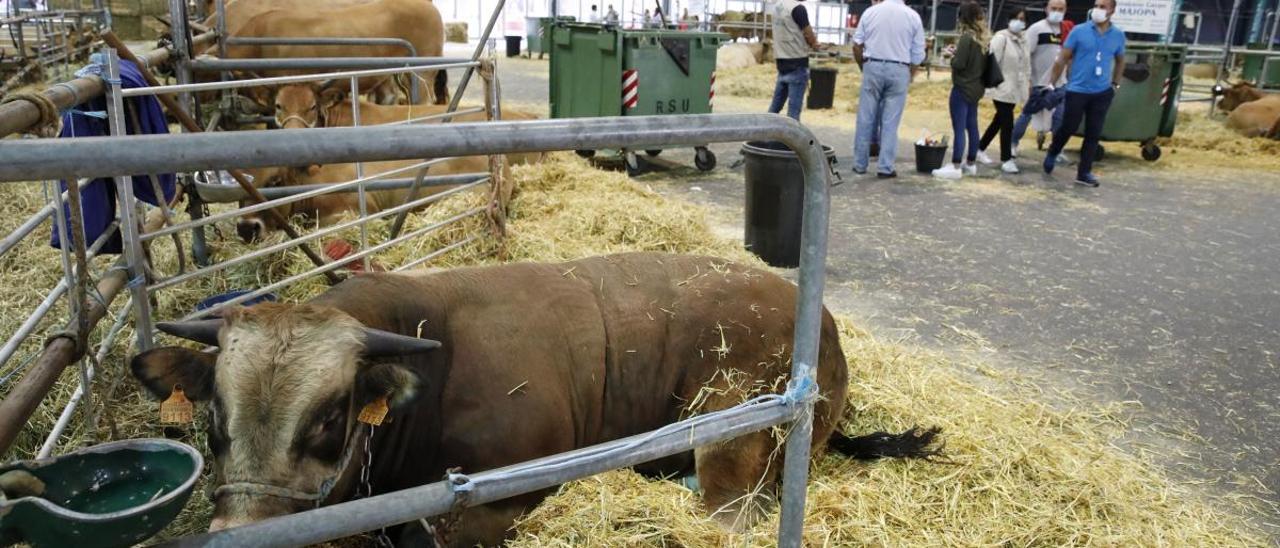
[
  {"left": 127, "top": 275, "right": 146, "bottom": 289},
  {"left": 782, "top": 371, "right": 817, "bottom": 406}
]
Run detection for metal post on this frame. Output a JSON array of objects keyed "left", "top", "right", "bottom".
[
  {"left": 104, "top": 49, "right": 155, "bottom": 352},
  {"left": 350, "top": 75, "right": 371, "bottom": 272},
  {"left": 167, "top": 0, "right": 196, "bottom": 120},
  {"left": 1218, "top": 0, "right": 1246, "bottom": 83},
  {"left": 447, "top": 0, "right": 507, "bottom": 115},
  {"left": 1270, "top": 7, "right": 1279, "bottom": 47}
]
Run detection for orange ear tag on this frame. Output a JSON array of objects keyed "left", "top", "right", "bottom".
[
  {"left": 160, "top": 385, "right": 194, "bottom": 425},
  {"left": 358, "top": 396, "right": 390, "bottom": 426}
]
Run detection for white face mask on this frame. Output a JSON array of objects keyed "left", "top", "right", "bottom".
[
  {"left": 1046, "top": 11, "right": 1065, "bottom": 24},
  {"left": 1009, "top": 19, "right": 1026, "bottom": 32},
  {"left": 1090, "top": 8, "right": 1109, "bottom": 23}
]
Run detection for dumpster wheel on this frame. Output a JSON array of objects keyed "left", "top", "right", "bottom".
[
  {"left": 1141, "top": 141, "right": 1162, "bottom": 162},
  {"left": 575, "top": 150, "right": 596, "bottom": 159},
  {"left": 645, "top": 149, "right": 663, "bottom": 157},
  {"left": 695, "top": 147, "right": 717, "bottom": 172},
  {"left": 625, "top": 151, "right": 643, "bottom": 177}
]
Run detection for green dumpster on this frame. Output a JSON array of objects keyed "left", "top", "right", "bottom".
[
  {"left": 527, "top": 16, "right": 575, "bottom": 59},
  {"left": 1240, "top": 44, "right": 1280, "bottom": 89},
  {"left": 1076, "top": 43, "right": 1185, "bottom": 162},
  {"left": 549, "top": 23, "right": 727, "bottom": 175}
]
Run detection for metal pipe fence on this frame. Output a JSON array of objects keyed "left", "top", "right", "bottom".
[{"left": 0, "top": 112, "right": 833, "bottom": 548}]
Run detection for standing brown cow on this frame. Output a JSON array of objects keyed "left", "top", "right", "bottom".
[
  {"left": 132, "top": 253, "right": 940, "bottom": 546},
  {"left": 219, "top": 0, "right": 448, "bottom": 105}
]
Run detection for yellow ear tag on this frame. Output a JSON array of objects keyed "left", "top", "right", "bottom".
[
  {"left": 160, "top": 385, "right": 194, "bottom": 425},
  {"left": 358, "top": 396, "right": 390, "bottom": 426}
]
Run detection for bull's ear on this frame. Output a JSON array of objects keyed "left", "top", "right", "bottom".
[
  {"left": 130, "top": 347, "right": 217, "bottom": 402},
  {"left": 305, "top": 164, "right": 323, "bottom": 177},
  {"left": 317, "top": 87, "right": 345, "bottom": 110},
  {"left": 355, "top": 363, "right": 420, "bottom": 411}
]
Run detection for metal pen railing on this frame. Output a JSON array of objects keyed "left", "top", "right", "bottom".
[{"left": 0, "top": 113, "right": 834, "bottom": 548}]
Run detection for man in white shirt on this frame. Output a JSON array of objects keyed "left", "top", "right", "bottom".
[
  {"left": 605, "top": 5, "right": 620, "bottom": 24},
  {"left": 851, "top": 0, "right": 926, "bottom": 178},
  {"left": 588, "top": 4, "right": 601, "bottom": 23}
]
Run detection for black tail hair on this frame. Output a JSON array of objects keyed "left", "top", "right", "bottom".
[
  {"left": 433, "top": 70, "right": 449, "bottom": 105},
  {"left": 829, "top": 426, "right": 943, "bottom": 461}
]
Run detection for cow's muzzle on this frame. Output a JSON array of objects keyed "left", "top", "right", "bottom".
[{"left": 236, "top": 218, "right": 264, "bottom": 244}]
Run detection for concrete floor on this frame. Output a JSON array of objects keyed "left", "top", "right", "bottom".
[{"left": 490, "top": 53, "right": 1280, "bottom": 531}]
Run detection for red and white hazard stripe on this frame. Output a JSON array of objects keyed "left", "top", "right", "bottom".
[
  {"left": 1161, "top": 78, "right": 1170, "bottom": 106},
  {"left": 709, "top": 72, "right": 717, "bottom": 109},
  {"left": 622, "top": 69, "right": 639, "bottom": 109}
]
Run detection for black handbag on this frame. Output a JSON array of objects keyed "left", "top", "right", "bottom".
[{"left": 982, "top": 50, "right": 1005, "bottom": 89}]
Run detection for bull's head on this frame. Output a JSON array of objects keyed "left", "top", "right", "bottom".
[
  {"left": 275, "top": 82, "right": 346, "bottom": 129},
  {"left": 130, "top": 303, "right": 439, "bottom": 531},
  {"left": 1217, "top": 81, "right": 1262, "bottom": 113}
]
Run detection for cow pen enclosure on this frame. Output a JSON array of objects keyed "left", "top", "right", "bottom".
[{"left": 1, "top": 0, "right": 1278, "bottom": 546}]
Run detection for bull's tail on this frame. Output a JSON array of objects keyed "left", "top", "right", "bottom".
[
  {"left": 828, "top": 426, "right": 942, "bottom": 461},
  {"left": 433, "top": 69, "right": 449, "bottom": 105}
]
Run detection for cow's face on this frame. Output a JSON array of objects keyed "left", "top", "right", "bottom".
[
  {"left": 1218, "top": 82, "right": 1261, "bottom": 112},
  {"left": 130, "top": 304, "right": 435, "bottom": 531},
  {"left": 275, "top": 83, "right": 346, "bottom": 129},
  {"left": 235, "top": 166, "right": 309, "bottom": 243}
]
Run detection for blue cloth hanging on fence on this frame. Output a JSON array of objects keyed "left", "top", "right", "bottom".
[{"left": 50, "top": 56, "right": 176, "bottom": 255}]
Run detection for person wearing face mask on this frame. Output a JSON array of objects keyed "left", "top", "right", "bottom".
[
  {"left": 1042, "top": 0, "right": 1126, "bottom": 187},
  {"left": 976, "top": 9, "right": 1032, "bottom": 173},
  {"left": 1012, "top": 0, "right": 1074, "bottom": 160}
]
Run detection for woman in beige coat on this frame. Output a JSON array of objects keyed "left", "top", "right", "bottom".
[{"left": 977, "top": 8, "right": 1032, "bottom": 173}]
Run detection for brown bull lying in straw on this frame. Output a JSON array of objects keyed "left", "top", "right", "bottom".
[
  {"left": 271, "top": 82, "right": 538, "bottom": 130},
  {"left": 233, "top": 155, "right": 487, "bottom": 243},
  {"left": 1218, "top": 82, "right": 1280, "bottom": 139},
  {"left": 131, "top": 253, "right": 941, "bottom": 546}
]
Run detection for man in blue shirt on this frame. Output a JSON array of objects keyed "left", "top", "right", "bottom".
[{"left": 1042, "top": 0, "right": 1126, "bottom": 187}]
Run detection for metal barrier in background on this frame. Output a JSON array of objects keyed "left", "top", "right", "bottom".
[
  {"left": 0, "top": 112, "right": 835, "bottom": 548},
  {"left": 0, "top": 8, "right": 106, "bottom": 93}
]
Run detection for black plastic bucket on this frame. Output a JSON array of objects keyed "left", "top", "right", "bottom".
[
  {"left": 505, "top": 36, "right": 523, "bottom": 57},
  {"left": 741, "top": 141, "right": 836, "bottom": 268},
  {"left": 915, "top": 143, "right": 947, "bottom": 173},
  {"left": 807, "top": 67, "right": 837, "bottom": 110}
]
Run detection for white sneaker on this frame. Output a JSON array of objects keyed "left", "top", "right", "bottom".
[
  {"left": 932, "top": 164, "right": 963, "bottom": 180},
  {"left": 962, "top": 163, "right": 978, "bottom": 176},
  {"left": 1001, "top": 159, "right": 1020, "bottom": 174},
  {"left": 976, "top": 151, "right": 994, "bottom": 165}
]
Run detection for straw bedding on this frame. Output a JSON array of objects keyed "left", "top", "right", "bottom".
[{"left": 0, "top": 154, "right": 1270, "bottom": 545}]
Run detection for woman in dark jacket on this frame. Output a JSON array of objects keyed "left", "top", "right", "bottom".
[{"left": 933, "top": 1, "right": 989, "bottom": 180}]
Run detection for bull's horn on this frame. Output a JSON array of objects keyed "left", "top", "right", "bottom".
[
  {"left": 157, "top": 320, "right": 223, "bottom": 347},
  {"left": 362, "top": 329, "right": 441, "bottom": 357}
]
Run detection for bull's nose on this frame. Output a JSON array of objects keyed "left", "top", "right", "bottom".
[
  {"left": 236, "top": 219, "right": 263, "bottom": 243},
  {"left": 208, "top": 516, "right": 237, "bottom": 532}
]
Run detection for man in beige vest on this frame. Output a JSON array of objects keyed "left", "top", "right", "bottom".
[{"left": 768, "top": 0, "right": 822, "bottom": 120}]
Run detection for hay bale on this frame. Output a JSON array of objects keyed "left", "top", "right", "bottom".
[
  {"left": 716, "top": 44, "right": 758, "bottom": 71},
  {"left": 1185, "top": 63, "right": 1219, "bottom": 80},
  {"left": 445, "top": 22, "right": 468, "bottom": 44},
  {"left": 745, "top": 41, "right": 771, "bottom": 64}
]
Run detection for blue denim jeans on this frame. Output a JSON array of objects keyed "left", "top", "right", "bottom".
[
  {"left": 949, "top": 87, "right": 980, "bottom": 164},
  {"left": 768, "top": 67, "right": 809, "bottom": 120},
  {"left": 1012, "top": 86, "right": 1067, "bottom": 144},
  {"left": 853, "top": 61, "right": 910, "bottom": 173}
]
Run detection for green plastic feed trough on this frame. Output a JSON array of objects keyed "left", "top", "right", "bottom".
[{"left": 0, "top": 438, "right": 203, "bottom": 548}]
